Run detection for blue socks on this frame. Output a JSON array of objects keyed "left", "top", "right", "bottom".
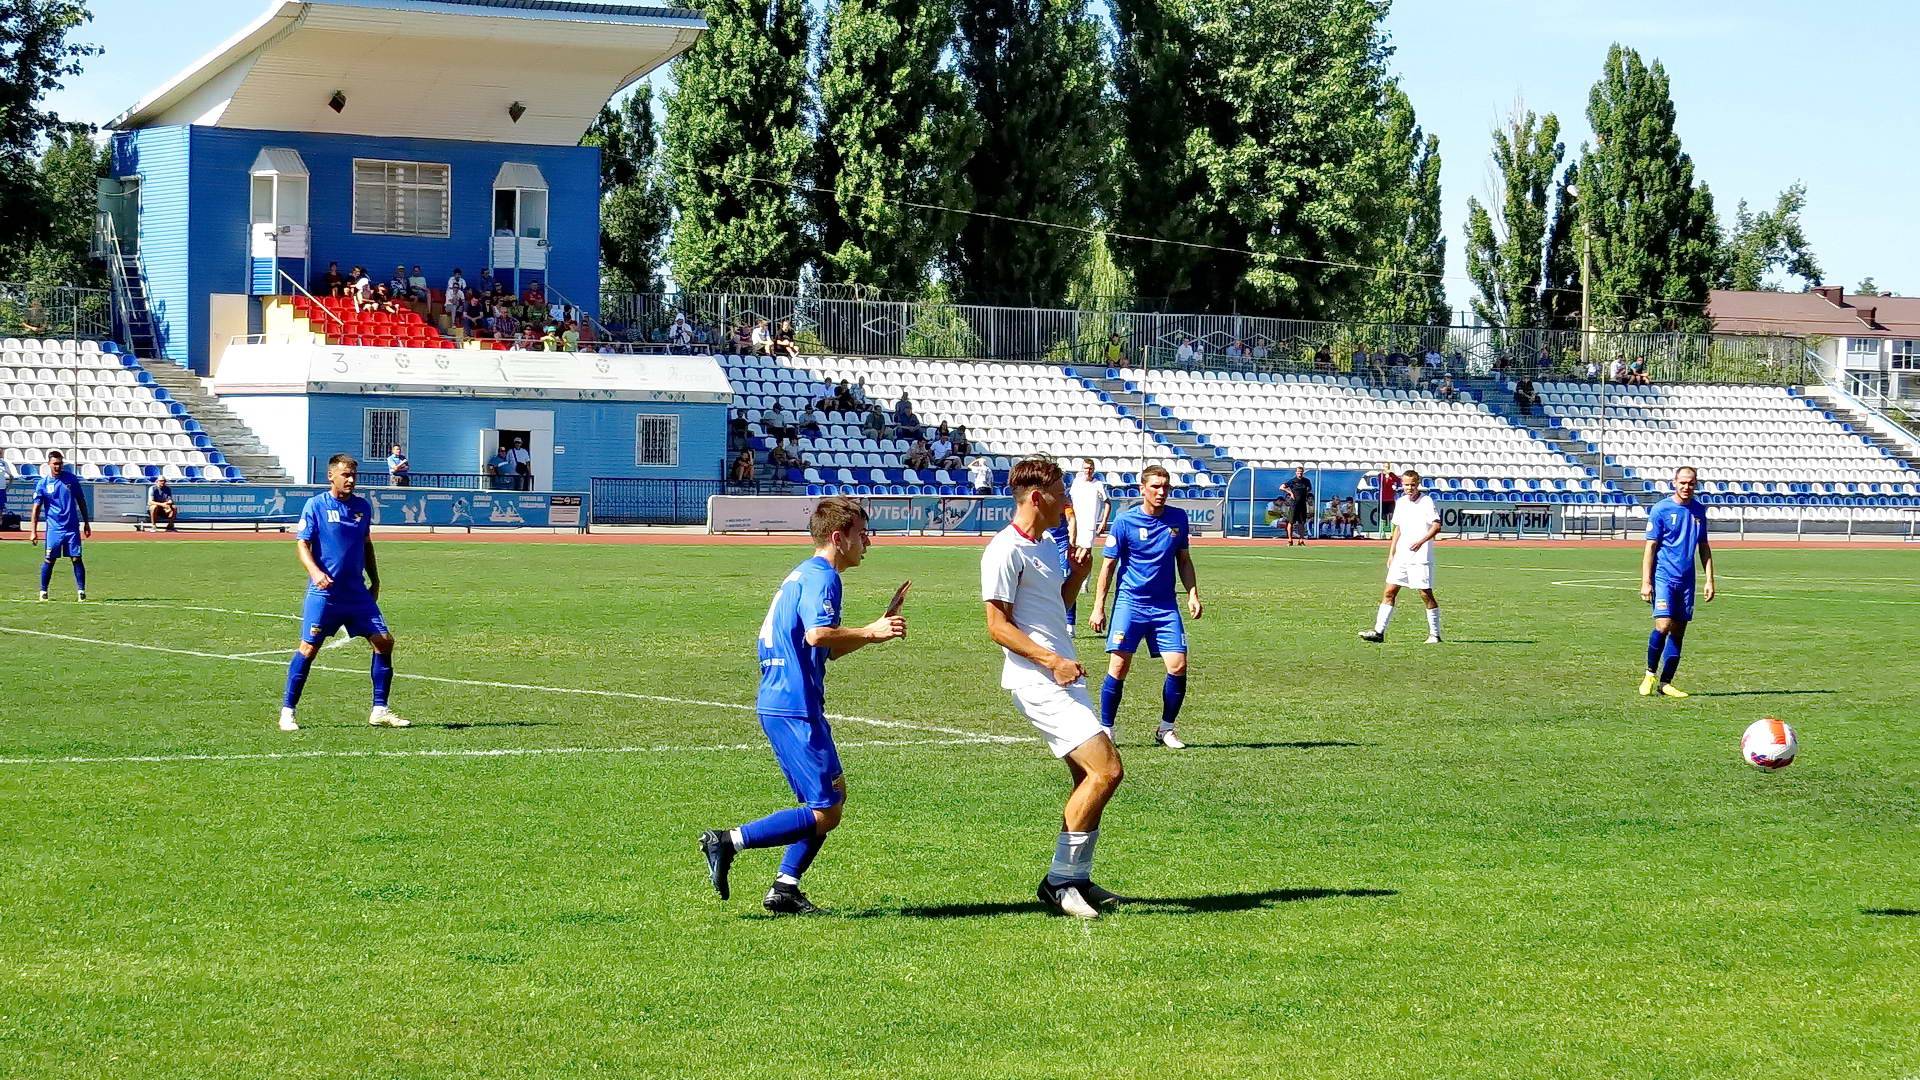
[
  {"left": 283, "top": 650, "right": 315, "bottom": 709},
  {"left": 1162, "top": 673, "right": 1187, "bottom": 730},
  {"left": 371, "top": 650, "right": 394, "bottom": 707},
  {"left": 1100, "top": 675, "right": 1124, "bottom": 730},
  {"left": 1645, "top": 629, "right": 1668, "bottom": 674},
  {"left": 738, "top": 806, "right": 818, "bottom": 850},
  {"left": 1066, "top": 601, "right": 1076, "bottom": 628},
  {"left": 779, "top": 833, "right": 826, "bottom": 880},
  {"left": 1660, "top": 624, "right": 1686, "bottom": 684},
  {"left": 71, "top": 558, "right": 85, "bottom": 593},
  {"left": 39, "top": 559, "right": 52, "bottom": 592}
]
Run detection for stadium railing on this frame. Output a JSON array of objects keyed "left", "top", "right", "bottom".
[
  {"left": 0, "top": 281, "right": 114, "bottom": 343},
  {"left": 590, "top": 477, "right": 725, "bottom": 525},
  {"left": 349, "top": 471, "right": 496, "bottom": 490}
]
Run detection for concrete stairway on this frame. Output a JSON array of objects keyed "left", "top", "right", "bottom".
[
  {"left": 1467, "top": 377, "right": 1652, "bottom": 504},
  {"left": 1072, "top": 369, "right": 1238, "bottom": 476},
  {"left": 134, "top": 359, "right": 295, "bottom": 483},
  {"left": 1800, "top": 388, "right": 1920, "bottom": 470}
]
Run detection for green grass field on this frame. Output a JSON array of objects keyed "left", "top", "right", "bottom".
[{"left": 1, "top": 537, "right": 1916, "bottom": 1079}]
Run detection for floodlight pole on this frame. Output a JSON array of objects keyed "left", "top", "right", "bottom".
[{"left": 1579, "top": 231, "right": 1592, "bottom": 374}]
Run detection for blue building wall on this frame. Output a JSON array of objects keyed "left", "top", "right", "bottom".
[
  {"left": 111, "top": 127, "right": 193, "bottom": 366},
  {"left": 112, "top": 126, "right": 602, "bottom": 374},
  {"left": 302, "top": 395, "right": 726, "bottom": 490}
]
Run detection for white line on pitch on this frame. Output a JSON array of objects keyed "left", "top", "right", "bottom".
[
  {"left": 0, "top": 598, "right": 297, "bottom": 619},
  {"left": 0, "top": 625, "right": 1033, "bottom": 745},
  {"left": 0, "top": 736, "right": 999, "bottom": 768},
  {"left": 225, "top": 635, "right": 356, "bottom": 659}
]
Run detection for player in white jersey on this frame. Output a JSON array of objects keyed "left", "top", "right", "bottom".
[
  {"left": 1067, "top": 458, "right": 1110, "bottom": 623},
  {"left": 1358, "top": 468, "right": 1444, "bottom": 644},
  {"left": 982, "top": 457, "right": 1124, "bottom": 920}
]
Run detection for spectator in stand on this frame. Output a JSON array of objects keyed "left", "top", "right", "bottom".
[
  {"left": 1377, "top": 462, "right": 1401, "bottom": 537},
  {"left": 773, "top": 320, "right": 798, "bottom": 359},
  {"left": 1584, "top": 359, "right": 1602, "bottom": 381},
  {"left": 861, "top": 403, "right": 887, "bottom": 440},
  {"left": 407, "top": 265, "right": 429, "bottom": 302},
  {"left": 851, "top": 377, "right": 870, "bottom": 407},
  {"left": 800, "top": 403, "right": 825, "bottom": 438},
  {"left": 768, "top": 439, "right": 806, "bottom": 471},
  {"left": 352, "top": 267, "right": 377, "bottom": 312},
  {"left": 968, "top": 456, "right": 994, "bottom": 494},
  {"left": 147, "top": 475, "right": 178, "bottom": 531},
  {"left": 832, "top": 380, "right": 857, "bottom": 413},
  {"left": 951, "top": 425, "right": 972, "bottom": 458},
  {"left": 1225, "top": 339, "right": 1246, "bottom": 361},
  {"left": 750, "top": 319, "right": 772, "bottom": 356},
  {"left": 1311, "top": 345, "right": 1331, "bottom": 371},
  {"left": 459, "top": 294, "right": 487, "bottom": 337},
  {"left": 487, "top": 444, "right": 514, "bottom": 489},
  {"left": 387, "top": 444, "right": 410, "bottom": 487},
  {"left": 1425, "top": 347, "right": 1444, "bottom": 373},
  {"left": 561, "top": 320, "right": 581, "bottom": 351},
  {"left": 1514, "top": 376, "right": 1539, "bottom": 416},
  {"left": 388, "top": 265, "right": 409, "bottom": 300},
  {"left": 1436, "top": 375, "right": 1458, "bottom": 402},
  {"left": 1609, "top": 357, "right": 1627, "bottom": 383},
  {"left": 372, "top": 283, "right": 400, "bottom": 314},
  {"left": 488, "top": 304, "right": 517, "bottom": 339},
  {"left": 523, "top": 281, "right": 546, "bottom": 310},
  {"left": 730, "top": 449, "right": 757, "bottom": 486},
  {"left": 1341, "top": 497, "right": 1361, "bottom": 536},
  {"left": 1408, "top": 351, "right": 1426, "bottom": 388},
  {"left": 1627, "top": 357, "right": 1651, "bottom": 385},
  {"left": 321, "top": 261, "right": 346, "bottom": 298},
  {"left": 731, "top": 322, "right": 753, "bottom": 354},
  {"left": 1369, "top": 351, "right": 1389, "bottom": 383},
  {"left": 506, "top": 437, "right": 532, "bottom": 490},
  {"left": 1537, "top": 348, "right": 1553, "bottom": 375},
  {"left": 446, "top": 268, "right": 468, "bottom": 314},
  {"left": 891, "top": 393, "right": 920, "bottom": 439},
  {"left": 540, "top": 325, "right": 563, "bottom": 352},
  {"left": 477, "top": 269, "right": 496, "bottom": 299},
  {"left": 931, "top": 432, "right": 959, "bottom": 470},
  {"left": 1174, "top": 338, "right": 1198, "bottom": 367},
  {"left": 763, "top": 403, "right": 795, "bottom": 442},
  {"left": 1351, "top": 344, "right": 1368, "bottom": 374},
  {"left": 728, "top": 409, "right": 750, "bottom": 451},
  {"left": 515, "top": 325, "right": 542, "bottom": 351},
  {"left": 1104, "top": 334, "right": 1125, "bottom": 367},
  {"left": 1387, "top": 350, "right": 1409, "bottom": 386},
  {"left": 904, "top": 439, "right": 933, "bottom": 471},
  {"left": 669, "top": 314, "right": 693, "bottom": 354}
]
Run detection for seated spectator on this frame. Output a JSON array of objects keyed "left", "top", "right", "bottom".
[
  {"left": 540, "top": 325, "right": 563, "bottom": 352},
  {"left": 1448, "top": 351, "right": 1467, "bottom": 376},
  {"left": 446, "top": 268, "right": 468, "bottom": 313},
  {"left": 1340, "top": 497, "right": 1360, "bottom": 534},
  {"left": 763, "top": 403, "right": 795, "bottom": 442},
  {"left": 730, "top": 449, "right": 756, "bottom": 485},
  {"left": 1323, "top": 497, "right": 1344, "bottom": 539},
  {"left": 514, "top": 325, "right": 541, "bottom": 351},
  {"left": 352, "top": 267, "right": 377, "bottom": 312},
  {"left": 850, "top": 377, "right": 870, "bottom": 406},
  {"left": 768, "top": 440, "right": 806, "bottom": 470},
  {"left": 934, "top": 420, "right": 951, "bottom": 442},
  {"left": 1408, "top": 352, "right": 1425, "bottom": 387},
  {"left": 727, "top": 409, "right": 750, "bottom": 451},
  {"left": 1313, "top": 345, "right": 1334, "bottom": 371},
  {"left": 967, "top": 456, "right": 994, "bottom": 494},
  {"left": 477, "top": 269, "right": 497, "bottom": 298},
  {"left": 731, "top": 323, "right": 753, "bottom": 354},
  {"left": 862, "top": 403, "right": 887, "bottom": 439},
  {"left": 750, "top": 318, "right": 772, "bottom": 356},
  {"left": 388, "top": 265, "right": 409, "bottom": 301},
  {"left": 1609, "top": 357, "right": 1627, "bottom": 383},
  {"left": 1251, "top": 339, "right": 1270, "bottom": 361},
  {"left": 1368, "top": 351, "right": 1388, "bottom": 382},
  {"left": 1225, "top": 339, "right": 1246, "bottom": 361},
  {"left": 489, "top": 304, "right": 519, "bottom": 339},
  {"left": 1627, "top": 357, "right": 1651, "bottom": 385},
  {"left": 458, "top": 294, "right": 487, "bottom": 336},
  {"left": 1174, "top": 338, "right": 1198, "bottom": 366},
  {"left": 1436, "top": 375, "right": 1458, "bottom": 401},
  {"left": 1536, "top": 348, "right": 1553, "bottom": 374},
  {"left": 951, "top": 425, "right": 972, "bottom": 457},
  {"left": 800, "top": 405, "right": 825, "bottom": 438},
  {"left": 772, "top": 320, "right": 798, "bottom": 359},
  {"left": 1351, "top": 345, "right": 1369, "bottom": 373},
  {"left": 931, "top": 433, "right": 959, "bottom": 470},
  {"left": 319, "top": 261, "right": 346, "bottom": 298},
  {"left": 1424, "top": 348, "right": 1444, "bottom": 373},
  {"left": 407, "top": 265, "right": 429, "bottom": 303},
  {"left": 1104, "top": 334, "right": 1125, "bottom": 367},
  {"left": 891, "top": 393, "right": 920, "bottom": 439},
  {"left": 903, "top": 439, "right": 933, "bottom": 470},
  {"left": 1584, "top": 360, "right": 1601, "bottom": 381},
  {"left": 1514, "top": 376, "right": 1539, "bottom": 416},
  {"left": 372, "top": 283, "right": 400, "bottom": 313},
  {"left": 523, "top": 281, "right": 546, "bottom": 309},
  {"left": 147, "top": 476, "right": 178, "bottom": 531},
  {"left": 832, "top": 379, "right": 857, "bottom": 413}
]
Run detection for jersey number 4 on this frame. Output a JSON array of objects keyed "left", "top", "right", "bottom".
[{"left": 758, "top": 570, "right": 804, "bottom": 648}]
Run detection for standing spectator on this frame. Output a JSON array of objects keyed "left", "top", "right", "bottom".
[
  {"left": 446, "top": 268, "right": 468, "bottom": 314},
  {"left": 507, "top": 437, "right": 532, "bottom": 490},
  {"left": 968, "top": 456, "right": 994, "bottom": 495},
  {"left": 730, "top": 449, "right": 757, "bottom": 486},
  {"left": 1282, "top": 466, "right": 1314, "bottom": 546},
  {"left": 386, "top": 444, "right": 410, "bottom": 487},
  {"left": 1376, "top": 462, "right": 1401, "bottom": 538},
  {"left": 670, "top": 314, "right": 693, "bottom": 353},
  {"left": 1513, "top": 376, "right": 1539, "bottom": 417},
  {"left": 485, "top": 445, "right": 513, "bottom": 486},
  {"left": 407, "top": 265, "right": 429, "bottom": 302},
  {"left": 561, "top": 321, "right": 581, "bottom": 351},
  {"left": 540, "top": 325, "right": 563, "bottom": 352},
  {"left": 861, "top": 402, "right": 887, "bottom": 440},
  {"left": 1408, "top": 351, "right": 1426, "bottom": 388},
  {"left": 477, "top": 268, "right": 496, "bottom": 299},
  {"left": 147, "top": 475, "right": 178, "bottom": 531}
]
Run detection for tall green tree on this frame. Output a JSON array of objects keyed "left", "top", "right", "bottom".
[
  {"left": 1463, "top": 108, "right": 1562, "bottom": 329},
  {"left": 1358, "top": 85, "right": 1447, "bottom": 325},
  {"left": 816, "top": 0, "right": 978, "bottom": 291},
  {"left": 1574, "top": 44, "right": 1719, "bottom": 331},
  {"left": 1855, "top": 277, "right": 1881, "bottom": 297},
  {"left": 948, "top": 0, "right": 1105, "bottom": 305},
  {"left": 1714, "top": 181, "right": 1820, "bottom": 292},
  {"left": 21, "top": 126, "right": 103, "bottom": 288},
  {"left": 1541, "top": 161, "right": 1582, "bottom": 329},
  {"left": 584, "top": 85, "right": 670, "bottom": 294},
  {"left": 1108, "top": 0, "right": 1402, "bottom": 318},
  {"left": 0, "top": 0, "right": 98, "bottom": 280},
  {"left": 661, "top": 0, "right": 812, "bottom": 289}
]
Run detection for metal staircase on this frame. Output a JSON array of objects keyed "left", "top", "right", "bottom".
[
  {"left": 133, "top": 359, "right": 295, "bottom": 483},
  {"left": 97, "top": 216, "right": 159, "bottom": 360}
]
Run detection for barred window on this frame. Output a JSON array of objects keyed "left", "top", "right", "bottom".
[
  {"left": 636, "top": 414, "right": 679, "bottom": 467},
  {"left": 363, "top": 408, "right": 410, "bottom": 461},
  {"left": 352, "top": 160, "right": 450, "bottom": 237}
]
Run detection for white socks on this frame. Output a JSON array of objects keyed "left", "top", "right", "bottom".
[
  {"left": 1426, "top": 607, "right": 1442, "bottom": 638},
  {"left": 729, "top": 827, "right": 747, "bottom": 850},
  {"left": 1374, "top": 603, "right": 1394, "bottom": 634},
  {"left": 1047, "top": 828, "right": 1099, "bottom": 885}
]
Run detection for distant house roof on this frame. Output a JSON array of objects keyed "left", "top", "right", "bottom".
[
  {"left": 111, "top": 0, "right": 704, "bottom": 147},
  {"left": 1709, "top": 287, "right": 1920, "bottom": 340}
]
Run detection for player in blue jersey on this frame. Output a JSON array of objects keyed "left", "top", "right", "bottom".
[
  {"left": 1089, "top": 464, "right": 1203, "bottom": 750},
  {"left": 28, "top": 450, "right": 91, "bottom": 601},
  {"left": 700, "top": 496, "right": 907, "bottom": 915},
  {"left": 1640, "top": 465, "right": 1716, "bottom": 698},
  {"left": 278, "top": 453, "right": 407, "bottom": 732},
  {"left": 1047, "top": 497, "right": 1079, "bottom": 629}
]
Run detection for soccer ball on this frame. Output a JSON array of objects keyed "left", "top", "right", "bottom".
[{"left": 1740, "top": 718, "right": 1797, "bottom": 771}]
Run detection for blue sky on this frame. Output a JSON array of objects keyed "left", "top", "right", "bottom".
[{"left": 50, "top": 0, "right": 1919, "bottom": 307}]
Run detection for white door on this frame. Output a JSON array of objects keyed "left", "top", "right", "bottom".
[{"left": 495, "top": 409, "right": 554, "bottom": 491}]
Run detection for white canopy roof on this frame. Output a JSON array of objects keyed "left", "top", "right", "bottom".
[
  {"left": 112, "top": 0, "right": 704, "bottom": 147},
  {"left": 494, "top": 162, "right": 548, "bottom": 190},
  {"left": 250, "top": 148, "right": 309, "bottom": 176}
]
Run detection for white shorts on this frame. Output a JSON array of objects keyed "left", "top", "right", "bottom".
[
  {"left": 1010, "top": 682, "right": 1107, "bottom": 759},
  {"left": 1386, "top": 555, "right": 1434, "bottom": 590}
]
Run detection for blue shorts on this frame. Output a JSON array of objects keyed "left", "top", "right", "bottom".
[
  {"left": 1106, "top": 602, "right": 1187, "bottom": 657},
  {"left": 1651, "top": 577, "right": 1695, "bottom": 623},
  {"left": 299, "top": 590, "right": 391, "bottom": 645},
  {"left": 44, "top": 534, "right": 81, "bottom": 559},
  {"left": 760, "top": 712, "right": 845, "bottom": 810}
]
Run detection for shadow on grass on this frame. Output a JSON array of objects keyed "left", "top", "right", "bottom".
[
  {"left": 1179, "top": 740, "right": 1368, "bottom": 751},
  {"left": 1861, "top": 907, "right": 1919, "bottom": 917},
  {"left": 1690, "top": 690, "right": 1836, "bottom": 698},
  {"left": 425, "top": 720, "right": 556, "bottom": 730},
  {"left": 834, "top": 886, "right": 1397, "bottom": 920},
  {"left": 1442, "top": 638, "right": 1538, "bottom": 645}
]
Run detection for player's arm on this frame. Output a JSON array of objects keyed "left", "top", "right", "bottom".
[
  {"left": 1090, "top": 554, "right": 1119, "bottom": 634},
  {"left": 1176, "top": 548, "right": 1202, "bottom": 619},
  {"left": 76, "top": 484, "right": 92, "bottom": 537},
  {"left": 296, "top": 537, "right": 333, "bottom": 591},
  {"left": 1697, "top": 536, "right": 1715, "bottom": 602},
  {"left": 807, "top": 618, "right": 905, "bottom": 659},
  {"left": 1409, "top": 518, "right": 1440, "bottom": 552},
  {"left": 1640, "top": 539, "right": 1658, "bottom": 602},
  {"left": 27, "top": 498, "right": 40, "bottom": 543},
  {"left": 363, "top": 535, "right": 380, "bottom": 601},
  {"left": 984, "top": 600, "right": 1081, "bottom": 687}
]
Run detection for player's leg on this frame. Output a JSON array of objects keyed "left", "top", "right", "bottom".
[
  {"left": 1656, "top": 584, "right": 1695, "bottom": 697},
  {"left": 69, "top": 540, "right": 86, "bottom": 600},
  {"left": 1153, "top": 612, "right": 1190, "bottom": 748},
  {"left": 1362, "top": 582, "right": 1402, "bottom": 641},
  {"left": 1419, "top": 587, "right": 1440, "bottom": 643},
  {"left": 281, "top": 593, "right": 336, "bottom": 731},
  {"left": 1644, "top": 578, "right": 1676, "bottom": 694},
  {"left": 39, "top": 549, "right": 55, "bottom": 599},
  {"left": 358, "top": 603, "right": 407, "bottom": 727},
  {"left": 1100, "top": 606, "right": 1143, "bottom": 735},
  {"left": 702, "top": 714, "right": 840, "bottom": 908},
  {"left": 1018, "top": 686, "right": 1117, "bottom": 917}
]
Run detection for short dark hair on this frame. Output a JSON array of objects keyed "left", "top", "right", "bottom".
[
  {"left": 810, "top": 495, "right": 867, "bottom": 546},
  {"left": 1674, "top": 465, "right": 1698, "bottom": 480},
  {"left": 328, "top": 453, "right": 358, "bottom": 471},
  {"left": 1141, "top": 464, "right": 1171, "bottom": 484},
  {"left": 46, "top": 449, "right": 63, "bottom": 462},
  {"left": 1401, "top": 468, "right": 1420, "bottom": 481},
  {"left": 1009, "top": 456, "right": 1062, "bottom": 497}
]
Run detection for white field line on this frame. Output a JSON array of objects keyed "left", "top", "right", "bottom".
[
  {"left": 1547, "top": 577, "right": 1920, "bottom": 605},
  {"left": 225, "top": 635, "right": 356, "bottom": 658},
  {"left": 0, "top": 598, "right": 298, "bottom": 619},
  {"left": 0, "top": 737, "right": 997, "bottom": 768},
  {"left": 0, "top": 625, "right": 1032, "bottom": 745}
]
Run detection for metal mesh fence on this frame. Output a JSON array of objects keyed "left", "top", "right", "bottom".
[{"left": 0, "top": 281, "right": 113, "bottom": 342}]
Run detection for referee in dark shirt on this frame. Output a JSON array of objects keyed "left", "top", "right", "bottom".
[{"left": 1283, "top": 466, "right": 1313, "bottom": 547}]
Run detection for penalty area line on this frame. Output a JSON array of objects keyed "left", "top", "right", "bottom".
[
  {"left": 0, "top": 625, "right": 1033, "bottom": 745},
  {"left": 0, "top": 737, "right": 999, "bottom": 768}
]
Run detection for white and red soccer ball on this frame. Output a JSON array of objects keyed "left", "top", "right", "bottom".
[{"left": 1741, "top": 718, "right": 1797, "bottom": 771}]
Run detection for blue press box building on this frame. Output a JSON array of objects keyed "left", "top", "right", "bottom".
[{"left": 92, "top": 0, "right": 725, "bottom": 494}]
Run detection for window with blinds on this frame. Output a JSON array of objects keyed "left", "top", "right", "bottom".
[{"left": 352, "top": 160, "right": 451, "bottom": 237}]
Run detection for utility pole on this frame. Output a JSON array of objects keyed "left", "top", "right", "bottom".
[{"left": 1579, "top": 231, "right": 1592, "bottom": 373}]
